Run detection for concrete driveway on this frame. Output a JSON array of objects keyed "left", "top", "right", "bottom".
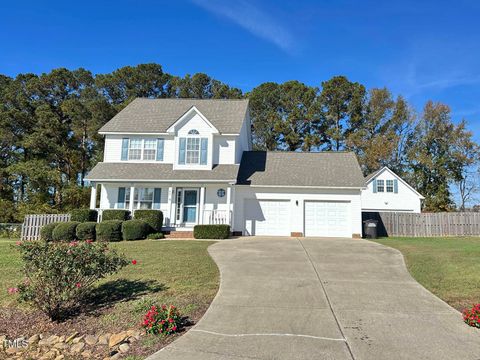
[{"left": 149, "top": 237, "right": 480, "bottom": 360}]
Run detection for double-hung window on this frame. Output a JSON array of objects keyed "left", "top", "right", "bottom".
[
  {"left": 135, "top": 188, "right": 154, "bottom": 209},
  {"left": 178, "top": 130, "right": 207, "bottom": 166},
  {"left": 128, "top": 139, "right": 142, "bottom": 160},
  {"left": 186, "top": 138, "right": 201, "bottom": 164},
  {"left": 121, "top": 188, "right": 154, "bottom": 209},
  {"left": 143, "top": 139, "right": 156, "bottom": 160},
  {"left": 127, "top": 139, "right": 157, "bottom": 161},
  {"left": 386, "top": 179, "right": 394, "bottom": 193},
  {"left": 376, "top": 179, "right": 385, "bottom": 192}
]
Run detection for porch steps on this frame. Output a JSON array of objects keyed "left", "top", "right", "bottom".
[{"left": 164, "top": 231, "right": 194, "bottom": 239}]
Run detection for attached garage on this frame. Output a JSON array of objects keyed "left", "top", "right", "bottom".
[
  {"left": 244, "top": 199, "right": 290, "bottom": 236},
  {"left": 304, "top": 201, "right": 351, "bottom": 237},
  {"left": 235, "top": 152, "right": 366, "bottom": 238}
]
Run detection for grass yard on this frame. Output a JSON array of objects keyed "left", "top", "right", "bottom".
[
  {"left": 373, "top": 236, "right": 480, "bottom": 311},
  {"left": 0, "top": 238, "right": 219, "bottom": 358}
]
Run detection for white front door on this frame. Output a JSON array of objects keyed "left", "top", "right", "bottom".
[
  {"left": 304, "top": 201, "right": 350, "bottom": 237},
  {"left": 244, "top": 199, "right": 290, "bottom": 236},
  {"left": 175, "top": 188, "right": 199, "bottom": 225}
]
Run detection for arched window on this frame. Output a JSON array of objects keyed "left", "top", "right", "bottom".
[{"left": 188, "top": 129, "right": 200, "bottom": 135}]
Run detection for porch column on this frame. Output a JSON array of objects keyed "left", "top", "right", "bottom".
[
  {"left": 167, "top": 186, "right": 173, "bottom": 226},
  {"left": 230, "top": 185, "right": 235, "bottom": 230},
  {"left": 168, "top": 186, "right": 177, "bottom": 226},
  {"left": 199, "top": 186, "right": 206, "bottom": 224},
  {"left": 89, "top": 182, "right": 97, "bottom": 210},
  {"left": 128, "top": 184, "right": 135, "bottom": 215},
  {"left": 226, "top": 186, "right": 232, "bottom": 225}
]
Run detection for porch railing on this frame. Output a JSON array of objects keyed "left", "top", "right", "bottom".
[
  {"left": 95, "top": 208, "right": 231, "bottom": 227},
  {"left": 202, "top": 210, "right": 231, "bottom": 225}
]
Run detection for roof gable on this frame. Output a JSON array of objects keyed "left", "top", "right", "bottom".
[
  {"left": 166, "top": 106, "right": 219, "bottom": 134},
  {"left": 99, "top": 98, "right": 249, "bottom": 134},
  {"left": 365, "top": 167, "right": 424, "bottom": 199}
]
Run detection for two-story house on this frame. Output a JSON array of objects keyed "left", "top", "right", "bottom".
[{"left": 86, "top": 98, "right": 367, "bottom": 237}]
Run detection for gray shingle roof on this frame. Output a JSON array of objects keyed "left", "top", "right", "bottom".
[
  {"left": 85, "top": 163, "right": 239, "bottom": 182},
  {"left": 99, "top": 98, "right": 249, "bottom": 134},
  {"left": 365, "top": 168, "right": 383, "bottom": 183},
  {"left": 87, "top": 152, "right": 365, "bottom": 188},
  {"left": 236, "top": 151, "right": 366, "bottom": 188}
]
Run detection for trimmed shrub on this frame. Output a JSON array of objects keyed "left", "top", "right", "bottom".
[
  {"left": 96, "top": 220, "right": 123, "bottom": 242},
  {"left": 40, "top": 222, "right": 60, "bottom": 242},
  {"left": 122, "top": 220, "right": 150, "bottom": 241},
  {"left": 70, "top": 209, "right": 98, "bottom": 223},
  {"left": 52, "top": 222, "right": 80, "bottom": 242},
  {"left": 102, "top": 209, "right": 130, "bottom": 221},
  {"left": 134, "top": 210, "right": 163, "bottom": 233},
  {"left": 16, "top": 240, "right": 128, "bottom": 320},
  {"left": 146, "top": 232, "right": 165, "bottom": 240},
  {"left": 133, "top": 210, "right": 163, "bottom": 232},
  {"left": 194, "top": 225, "right": 230, "bottom": 239},
  {"left": 76, "top": 222, "right": 97, "bottom": 241}
]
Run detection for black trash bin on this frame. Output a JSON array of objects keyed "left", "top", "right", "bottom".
[{"left": 363, "top": 219, "right": 378, "bottom": 239}]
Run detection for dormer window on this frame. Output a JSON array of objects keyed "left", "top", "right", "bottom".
[
  {"left": 186, "top": 137, "right": 201, "bottom": 164},
  {"left": 178, "top": 130, "right": 208, "bottom": 166}
]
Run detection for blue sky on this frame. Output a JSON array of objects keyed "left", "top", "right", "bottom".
[{"left": 1, "top": 0, "right": 479, "bottom": 140}]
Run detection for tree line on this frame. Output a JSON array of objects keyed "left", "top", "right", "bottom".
[{"left": 0, "top": 63, "right": 478, "bottom": 222}]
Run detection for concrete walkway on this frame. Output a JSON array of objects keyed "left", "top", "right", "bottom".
[{"left": 149, "top": 237, "right": 480, "bottom": 360}]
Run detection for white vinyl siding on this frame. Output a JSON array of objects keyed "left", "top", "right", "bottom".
[{"left": 361, "top": 168, "right": 423, "bottom": 213}]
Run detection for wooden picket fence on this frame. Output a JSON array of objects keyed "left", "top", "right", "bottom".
[
  {"left": 21, "top": 214, "right": 71, "bottom": 240},
  {"left": 362, "top": 211, "right": 480, "bottom": 237}
]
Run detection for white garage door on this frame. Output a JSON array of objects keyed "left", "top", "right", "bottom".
[
  {"left": 304, "top": 201, "right": 350, "bottom": 237},
  {"left": 244, "top": 199, "right": 290, "bottom": 236}
]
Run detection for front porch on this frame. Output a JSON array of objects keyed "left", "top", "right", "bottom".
[{"left": 90, "top": 182, "right": 234, "bottom": 229}]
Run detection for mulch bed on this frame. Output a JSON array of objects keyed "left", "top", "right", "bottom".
[{"left": 0, "top": 305, "right": 208, "bottom": 359}]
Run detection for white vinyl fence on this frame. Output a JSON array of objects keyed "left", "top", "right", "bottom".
[{"left": 21, "top": 214, "right": 71, "bottom": 240}]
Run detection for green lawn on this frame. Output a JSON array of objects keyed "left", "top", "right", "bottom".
[
  {"left": 0, "top": 238, "right": 23, "bottom": 305},
  {"left": 0, "top": 238, "right": 219, "bottom": 357},
  {"left": 373, "top": 236, "right": 480, "bottom": 311}
]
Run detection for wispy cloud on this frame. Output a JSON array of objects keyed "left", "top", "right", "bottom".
[
  {"left": 390, "top": 60, "right": 480, "bottom": 99},
  {"left": 407, "top": 64, "right": 480, "bottom": 92},
  {"left": 191, "top": 0, "right": 294, "bottom": 53}
]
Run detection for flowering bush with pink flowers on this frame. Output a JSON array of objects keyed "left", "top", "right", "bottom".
[
  {"left": 463, "top": 304, "right": 480, "bottom": 328},
  {"left": 15, "top": 240, "right": 128, "bottom": 320},
  {"left": 142, "top": 305, "right": 182, "bottom": 336}
]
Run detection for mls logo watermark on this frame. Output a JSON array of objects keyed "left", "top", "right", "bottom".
[{"left": 3, "top": 337, "right": 29, "bottom": 349}]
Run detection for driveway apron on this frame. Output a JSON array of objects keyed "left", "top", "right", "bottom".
[{"left": 148, "top": 237, "right": 480, "bottom": 360}]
